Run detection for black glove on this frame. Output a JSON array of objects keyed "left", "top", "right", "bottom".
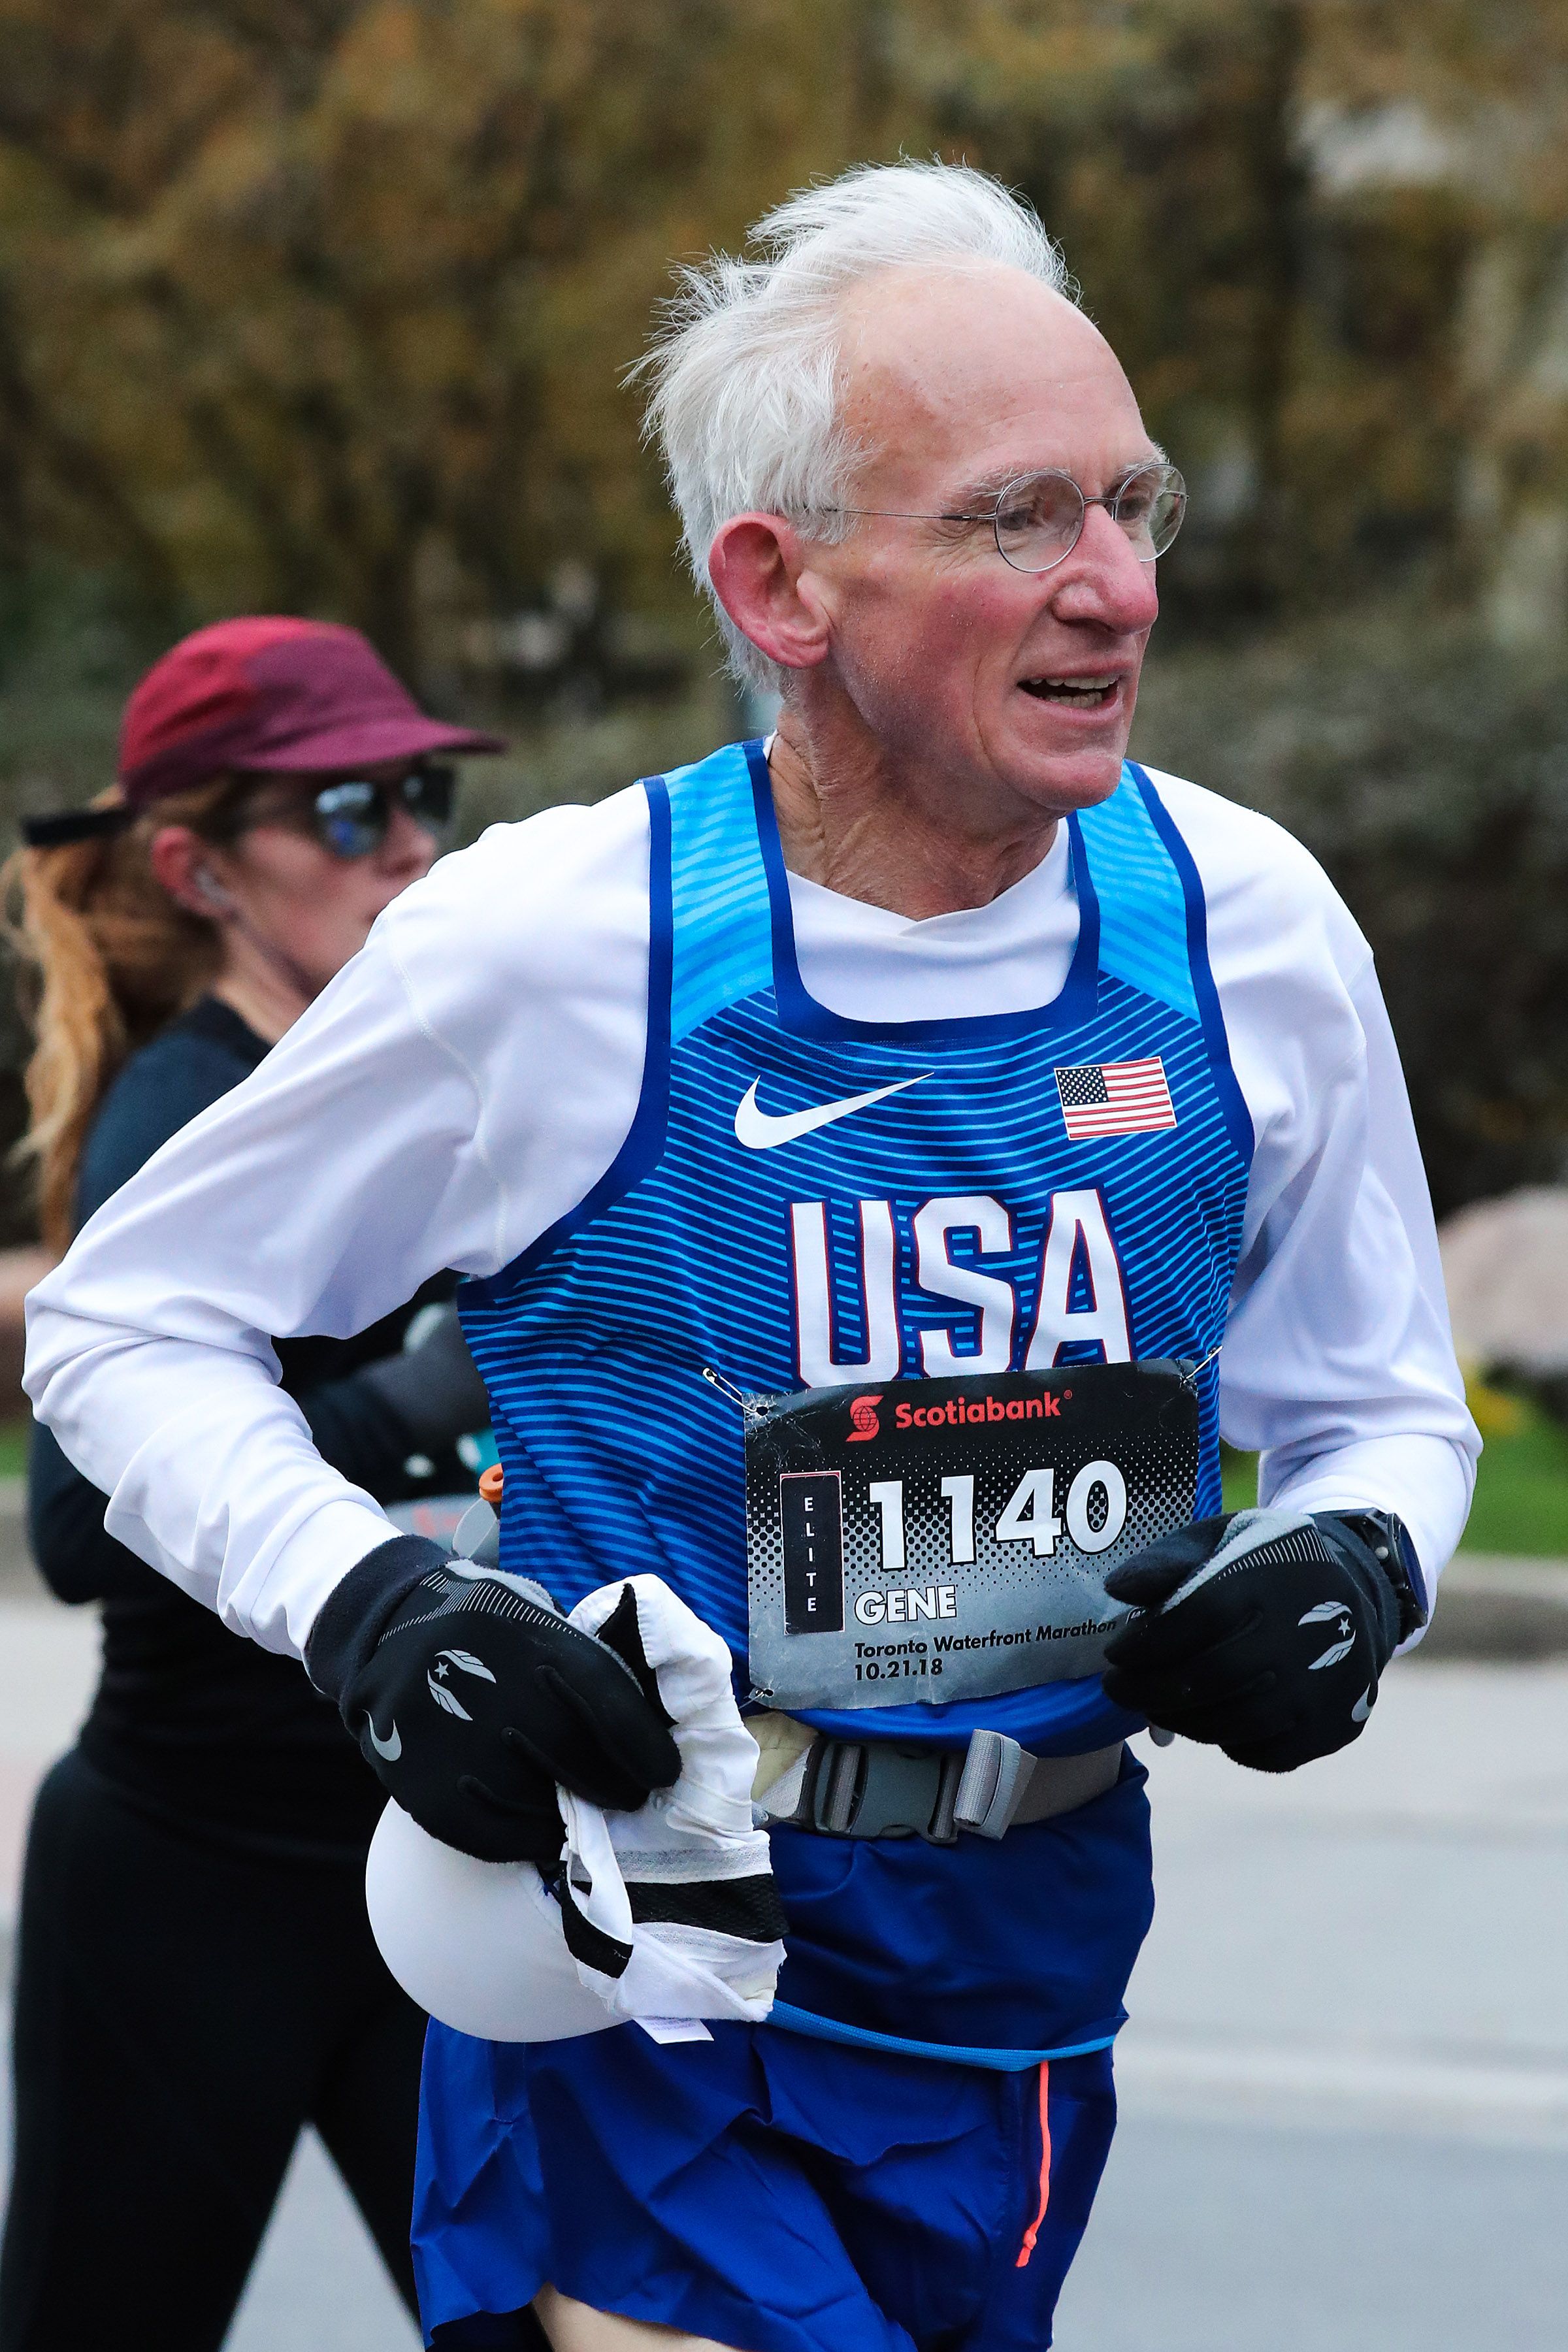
[
  {"left": 1101, "top": 1508, "right": 1422, "bottom": 1774},
  {"left": 357, "top": 1303, "right": 492, "bottom": 1453},
  {"left": 306, "top": 1535, "right": 681, "bottom": 1861}
]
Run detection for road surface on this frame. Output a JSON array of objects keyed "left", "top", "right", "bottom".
[{"left": 1, "top": 1531, "right": 1563, "bottom": 2348}]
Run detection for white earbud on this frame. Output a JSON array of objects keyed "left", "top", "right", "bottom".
[{"left": 193, "top": 869, "right": 235, "bottom": 915}]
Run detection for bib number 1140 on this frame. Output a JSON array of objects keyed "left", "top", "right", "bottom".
[{"left": 867, "top": 1460, "right": 1128, "bottom": 1572}]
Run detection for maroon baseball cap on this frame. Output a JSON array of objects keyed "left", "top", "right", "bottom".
[{"left": 116, "top": 616, "right": 504, "bottom": 808}]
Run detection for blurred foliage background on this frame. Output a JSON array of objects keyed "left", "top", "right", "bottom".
[{"left": 2, "top": 0, "right": 1568, "bottom": 1241}]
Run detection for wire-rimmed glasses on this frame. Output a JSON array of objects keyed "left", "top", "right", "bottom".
[{"left": 817, "top": 460, "right": 1186, "bottom": 574}]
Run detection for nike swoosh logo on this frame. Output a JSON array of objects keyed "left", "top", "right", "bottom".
[
  {"left": 366, "top": 1716, "right": 402, "bottom": 1763},
  {"left": 734, "top": 1072, "right": 927, "bottom": 1151}
]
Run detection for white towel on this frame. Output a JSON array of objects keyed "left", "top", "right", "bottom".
[{"left": 365, "top": 1573, "right": 785, "bottom": 2045}]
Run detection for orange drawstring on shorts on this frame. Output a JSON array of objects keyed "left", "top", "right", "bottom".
[{"left": 1015, "top": 2061, "right": 1051, "bottom": 2268}]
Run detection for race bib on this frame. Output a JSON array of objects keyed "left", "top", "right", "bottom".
[{"left": 740, "top": 1362, "right": 1198, "bottom": 1710}]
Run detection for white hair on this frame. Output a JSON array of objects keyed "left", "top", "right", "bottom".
[{"left": 637, "top": 161, "right": 1076, "bottom": 692}]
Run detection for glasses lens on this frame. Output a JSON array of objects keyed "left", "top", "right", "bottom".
[
  {"left": 992, "top": 473, "right": 1086, "bottom": 573},
  {"left": 312, "top": 780, "right": 385, "bottom": 860},
  {"left": 1113, "top": 464, "right": 1186, "bottom": 559},
  {"left": 401, "top": 763, "right": 455, "bottom": 830}
]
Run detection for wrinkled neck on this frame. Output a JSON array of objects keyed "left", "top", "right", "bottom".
[{"left": 766, "top": 710, "right": 1059, "bottom": 920}]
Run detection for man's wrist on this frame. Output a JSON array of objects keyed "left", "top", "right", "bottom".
[
  {"left": 1317, "top": 1510, "right": 1428, "bottom": 1645},
  {"left": 304, "top": 1531, "right": 451, "bottom": 1703}
]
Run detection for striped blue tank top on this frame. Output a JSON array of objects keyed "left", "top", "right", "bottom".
[{"left": 459, "top": 739, "right": 1252, "bottom": 2057}]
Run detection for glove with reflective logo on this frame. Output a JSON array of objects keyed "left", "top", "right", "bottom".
[
  {"left": 1100, "top": 1509, "right": 1420, "bottom": 1773},
  {"left": 305, "top": 1534, "right": 682, "bottom": 1861}
]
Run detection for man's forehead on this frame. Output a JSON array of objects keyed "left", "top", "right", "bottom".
[{"left": 838, "top": 263, "right": 1149, "bottom": 490}]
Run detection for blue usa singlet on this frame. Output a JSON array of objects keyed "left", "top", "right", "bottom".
[{"left": 459, "top": 740, "right": 1253, "bottom": 2059}]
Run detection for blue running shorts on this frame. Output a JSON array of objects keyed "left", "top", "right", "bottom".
[{"left": 414, "top": 2017, "right": 1117, "bottom": 2349}]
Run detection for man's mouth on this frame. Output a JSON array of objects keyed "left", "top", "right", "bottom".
[{"left": 1018, "top": 673, "right": 1120, "bottom": 708}]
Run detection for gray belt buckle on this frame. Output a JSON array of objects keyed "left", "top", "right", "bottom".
[
  {"left": 953, "top": 1729, "right": 1037, "bottom": 1840},
  {"left": 810, "top": 1740, "right": 961, "bottom": 1845}
]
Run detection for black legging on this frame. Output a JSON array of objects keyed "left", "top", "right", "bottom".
[{"left": 0, "top": 1749, "right": 427, "bottom": 2352}]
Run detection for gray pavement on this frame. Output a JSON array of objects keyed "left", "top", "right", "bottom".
[
  {"left": 2, "top": 1540, "right": 1565, "bottom": 2346},
  {"left": 1058, "top": 2114, "right": 1568, "bottom": 2351},
  {"left": 1057, "top": 1665, "right": 1568, "bottom": 2347},
  {"left": 225, "top": 2133, "right": 419, "bottom": 2352}
]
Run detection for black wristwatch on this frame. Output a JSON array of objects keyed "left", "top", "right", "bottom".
[{"left": 1330, "top": 1510, "right": 1428, "bottom": 1644}]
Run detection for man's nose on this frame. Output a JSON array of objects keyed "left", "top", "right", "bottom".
[{"left": 1047, "top": 501, "right": 1161, "bottom": 634}]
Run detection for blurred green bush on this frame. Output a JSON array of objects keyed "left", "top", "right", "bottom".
[
  {"left": 1135, "top": 616, "right": 1568, "bottom": 1221},
  {"left": 2, "top": 0, "right": 1568, "bottom": 1246}
]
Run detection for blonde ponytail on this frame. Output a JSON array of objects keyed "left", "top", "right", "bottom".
[{"left": 3, "top": 781, "right": 237, "bottom": 1250}]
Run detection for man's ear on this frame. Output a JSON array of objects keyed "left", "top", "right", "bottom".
[{"left": 707, "top": 515, "right": 832, "bottom": 675}]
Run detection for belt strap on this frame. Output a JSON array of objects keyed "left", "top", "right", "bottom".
[{"left": 753, "top": 1727, "right": 1122, "bottom": 1846}]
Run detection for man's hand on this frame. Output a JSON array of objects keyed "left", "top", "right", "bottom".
[
  {"left": 307, "top": 1539, "right": 681, "bottom": 1861},
  {"left": 1101, "top": 1509, "right": 1414, "bottom": 1772}
]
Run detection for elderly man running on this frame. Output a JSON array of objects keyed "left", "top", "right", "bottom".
[{"left": 28, "top": 163, "right": 1475, "bottom": 2351}]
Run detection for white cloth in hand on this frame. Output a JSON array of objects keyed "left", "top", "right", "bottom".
[{"left": 365, "top": 1572, "right": 785, "bottom": 2044}]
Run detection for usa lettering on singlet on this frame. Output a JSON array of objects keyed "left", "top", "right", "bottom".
[{"left": 455, "top": 739, "right": 1254, "bottom": 2061}]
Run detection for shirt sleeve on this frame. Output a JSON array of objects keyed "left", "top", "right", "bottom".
[
  {"left": 24, "top": 794, "right": 652, "bottom": 1661},
  {"left": 1218, "top": 956, "right": 1478, "bottom": 1616}
]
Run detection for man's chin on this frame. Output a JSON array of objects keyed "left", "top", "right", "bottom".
[{"left": 997, "top": 738, "right": 1132, "bottom": 818}]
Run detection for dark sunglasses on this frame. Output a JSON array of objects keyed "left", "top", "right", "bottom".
[
  {"left": 21, "top": 761, "right": 459, "bottom": 857},
  {"left": 235, "top": 763, "right": 457, "bottom": 860}
]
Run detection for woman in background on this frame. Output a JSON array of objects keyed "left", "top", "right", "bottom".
[{"left": 0, "top": 617, "right": 500, "bottom": 2352}]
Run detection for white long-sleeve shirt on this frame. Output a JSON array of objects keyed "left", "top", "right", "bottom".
[{"left": 24, "top": 762, "right": 1478, "bottom": 1662}]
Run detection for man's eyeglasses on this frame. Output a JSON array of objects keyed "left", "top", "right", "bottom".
[
  {"left": 816, "top": 460, "right": 1187, "bottom": 575},
  {"left": 230, "top": 763, "right": 457, "bottom": 860}
]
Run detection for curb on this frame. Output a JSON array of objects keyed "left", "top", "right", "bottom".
[
  {"left": 0, "top": 1475, "right": 33, "bottom": 1603},
  {"left": 1418, "top": 1555, "right": 1568, "bottom": 1662},
  {"left": 3, "top": 1477, "right": 1567, "bottom": 1658}
]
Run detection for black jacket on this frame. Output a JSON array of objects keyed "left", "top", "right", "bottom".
[{"left": 30, "top": 996, "right": 468, "bottom": 1856}]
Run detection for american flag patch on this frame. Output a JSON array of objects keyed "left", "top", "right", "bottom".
[{"left": 1055, "top": 1056, "right": 1177, "bottom": 1140}]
